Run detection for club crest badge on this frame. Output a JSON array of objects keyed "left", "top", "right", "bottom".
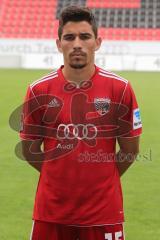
[{"left": 94, "top": 98, "right": 111, "bottom": 115}]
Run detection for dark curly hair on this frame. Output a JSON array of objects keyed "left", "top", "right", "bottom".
[{"left": 58, "top": 5, "right": 97, "bottom": 39}]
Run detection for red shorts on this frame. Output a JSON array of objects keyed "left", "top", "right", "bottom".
[{"left": 30, "top": 220, "right": 125, "bottom": 240}]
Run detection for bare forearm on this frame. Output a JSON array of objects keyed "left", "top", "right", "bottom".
[
  {"left": 22, "top": 140, "right": 44, "bottom": 173},
  {"left": 26, "top": 156, "right": 43, "bottom": 172},
  {"left": 116, "top": 136, "right": 140, "bottom": 176},
  {"left": 116, "top": 150, "right": 137, "bottom": 177}
]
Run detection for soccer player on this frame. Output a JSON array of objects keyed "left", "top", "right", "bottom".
[{"left": 20, "top": 5, "right": 142, "bottom": 240}]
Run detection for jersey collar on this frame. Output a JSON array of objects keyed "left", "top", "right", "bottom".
[{"left": 57, "top": 64, "right": 99, "bottom": 86}]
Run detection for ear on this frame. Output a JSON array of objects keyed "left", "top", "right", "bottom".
[
  {"left": 56, "top": 39, "right": 63, "bottom": 53},
  {"left": 95, "top": 37, "right": 102, "bottom": 51}
]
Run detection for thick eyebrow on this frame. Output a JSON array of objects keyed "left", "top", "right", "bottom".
[
  {"left": 63, "top": 33, "right": 75, "bottom": 37},
  {"left": 80, "top": 32, "right": 93, "bottom": 37},
  {"left": 62, "top": 33, "right": 75, "bottom": 39},
  {"left": 62, "top": 32, "right": 93, "bottom": 38}
]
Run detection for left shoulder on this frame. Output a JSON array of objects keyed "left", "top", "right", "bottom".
[{"left": 98, "top": 67, "right": 129, "bottom": 86}]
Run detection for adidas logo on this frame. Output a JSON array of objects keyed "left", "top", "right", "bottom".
[{"left": 48, "top": 98, "right": 60, "bottom": 107}]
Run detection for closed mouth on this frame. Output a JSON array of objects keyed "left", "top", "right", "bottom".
[{"left": 71, "top": 52, "right": 85, "bottom": 57}]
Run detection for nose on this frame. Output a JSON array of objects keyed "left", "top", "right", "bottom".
[{"left": 73, "top": 36, "right": 82, "bottom": 49}]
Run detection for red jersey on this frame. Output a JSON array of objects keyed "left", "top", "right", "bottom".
[{"left": 20, "top": 65, "right": 142, "bottom": 226}]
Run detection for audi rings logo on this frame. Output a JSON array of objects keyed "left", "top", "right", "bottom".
[{"left": 57, "top": 124, "right": 97, "bottom": 140}]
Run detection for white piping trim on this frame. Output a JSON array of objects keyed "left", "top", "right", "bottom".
[
  {"left": 31, "top": 71, "right": 57, "bottom": 86},
  {"left": 117, "top": 134, "right": 142, "bottom": 139},
  {"left": 30, "top": 86, "right": 40, "bottom": 105},
  {"left": 19, "top": 135, "right": 43, "bottom": 140},
  {"left": 99, "top": 71, "right": 128, "bottom": 84},
  {"left": 100, "top": 69, "right": 128, "bottom": 80},
  {"left": 119, "top": 82, "right": 128, "bottom": 106},
  {"left": 99, "top": 68, "right": 118, "bottom": 75},
  {"left": 123, "top": 222, "right": 126, "bottom": 240},
  {"left": 99, "top": 72, "right": 128, "bottom": 84},
  {"left": 29, "top": 220, "right": 35, "bottom": 240},
  {"left": 31, "top": 74, "right": 58, "bottom": 88},
  {"left": 30, "top": 71, "right": 57, "bottom": 88},
  {"left": 67, "top": 221, "right": 124, "bottom": 227}
]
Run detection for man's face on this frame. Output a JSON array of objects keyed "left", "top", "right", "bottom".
[{"left": 56, "top": 21, "right": 101, "bottom": 69}]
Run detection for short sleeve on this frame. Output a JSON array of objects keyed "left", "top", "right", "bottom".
[
  {"left": 119, "top": 82, "right": 142, "bottom": 137},
  {"left": 19, "top": 86, "right": 44, "bottom": 140}
]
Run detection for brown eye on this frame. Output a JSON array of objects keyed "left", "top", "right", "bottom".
[
  {"left": 80, "top": 34, "right": 92, "bottom": 40},
  {"left": 63, "top": 35, "right": 75, "bottom": 41}
]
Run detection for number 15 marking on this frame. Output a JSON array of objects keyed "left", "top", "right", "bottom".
[{"left": 105, "top": 231, "right": 122, "bottom": 240}]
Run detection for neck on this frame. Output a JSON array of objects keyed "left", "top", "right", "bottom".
[{"left": 62, "top": 63, "right": 96, "bottom": 84}]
